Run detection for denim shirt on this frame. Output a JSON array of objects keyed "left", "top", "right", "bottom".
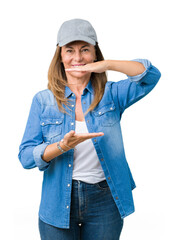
[{"left": 18, "top": 59, "right": 161, "bottom": 229}]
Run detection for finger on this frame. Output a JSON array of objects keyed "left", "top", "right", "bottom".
[
  {"left": 65, "top": 68, "right": 88, "bottom": 72},
  {"left": 69, "top": 130, "right": 75, "bottom": 136},
  {"left": 65, "top": 130, "right": 75, "bottom": 138},
  {"left": 78, "top": 132, "right": 104, "bottom": 139}
]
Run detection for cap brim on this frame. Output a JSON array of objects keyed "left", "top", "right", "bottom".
[{"left": 57, "top": 35, "right": 96, "bottom": 46}]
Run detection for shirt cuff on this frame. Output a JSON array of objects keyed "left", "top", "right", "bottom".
[
  {"left": 33, "top": 142, "right": 50, "bottom": 171},
  {"left": 127, "top": 59, "right": 151, "bottom": 82}
]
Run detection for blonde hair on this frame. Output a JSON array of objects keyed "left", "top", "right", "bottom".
[{"left": 48, "top": 43, "right": 107, "bottom": 115}]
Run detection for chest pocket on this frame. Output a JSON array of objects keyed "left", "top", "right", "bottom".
[
  {"left": 40, "top": 118, "right": 63, "bottom": 142},
  {"left": 93, "top": 103, "right": 119, "bottom": 127}
]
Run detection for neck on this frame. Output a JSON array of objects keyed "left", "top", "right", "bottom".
[{"left": 66, "top": 74, "right": 91, "bottom": 96}]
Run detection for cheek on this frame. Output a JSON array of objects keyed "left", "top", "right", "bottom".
[
  {"left": 61, "top": 49, "right": 71, "bottom": 64},
  {"left": 61, "top": 55, "right": 71, "bottom": 65},
  {"left": 86, "top": 53, "right": 96, "bottom": 62},
  {"left": 90, "top": 50, "right": 97, "bottom": 61}
]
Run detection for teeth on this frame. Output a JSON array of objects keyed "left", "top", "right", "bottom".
[{"left": 72, "top": 64, "right": 85, "bottom": 67}]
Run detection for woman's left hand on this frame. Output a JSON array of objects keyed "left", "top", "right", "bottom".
[{"left": 65, "top": 60, "right": 109, "bottom": 73}]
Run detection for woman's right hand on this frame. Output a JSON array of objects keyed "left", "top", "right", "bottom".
[
  {"left": 61, "top": 130, "right": 104, "bottom": 150},
  {"left": 42, "top": 130, "right": 104, "bottom": 162}
]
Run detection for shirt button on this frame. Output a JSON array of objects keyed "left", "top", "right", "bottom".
[
  {"left": 83, "top": 101, "right": 86, "bottom": 104},
  {"left": 99, "top": 111, "right": 102, "bottom": 115},
  {"left": 72, "top": 93, "right": 75, "bottom": 97},
  {"left": 71, "top": 104, "right": 74, "bottom": 107},
  {"left": 94, "top": 139, "right": 97, "bottom": 142},
  {"left": 110, "top": 107, "right": 113, "bottom": 110},
  {"left": 42, "top": 122, "right": 44, "bottom": 126},
  {"left": 67, "top": 184, "right": 70, "bottom": 187},
  {"left": 56, "top": 121, "right": 59, "bottom": 124},
  {"left": 115, "top": 197, "right": 119, "bottom": 200},
  {"left": 71, "top": 122, "right": 74, "bottom": 126},
  {"left": 108, "top": 177, "right": 111, "bottom": 180},
  {"left": 67, "top": 206, "right": 69, "bottom": 209},
  {"left": 69, "top": 164, "right": 71, "bottom": 167},
  {"left": 101, "top": 158, "right": 104, "bottom": 161}
]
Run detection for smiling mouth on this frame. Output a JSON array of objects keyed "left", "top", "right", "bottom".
[{"left": 72, "top": 64, "right": 86, "bottom": 67}]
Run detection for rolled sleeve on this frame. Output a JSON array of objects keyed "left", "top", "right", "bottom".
[
  {"left": 127, "top": 59, "right": 151, "bottom": 82},
  {"left": 33, "top": 142, "right": 51, "bottom": 171},
  {"left": 18, "top": 93, "right": 52, "bottom": 171},
  {"left": 113, "top": 59, "right": 161, "bottom": 111}
]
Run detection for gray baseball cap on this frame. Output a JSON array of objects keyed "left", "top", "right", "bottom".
[{"left": 57, "top": 18, "right": 98, "bottom": 47}]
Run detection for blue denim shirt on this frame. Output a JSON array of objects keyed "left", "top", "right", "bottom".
[{"left": 18, "top": 59, "right": 161, "bottom": 229}]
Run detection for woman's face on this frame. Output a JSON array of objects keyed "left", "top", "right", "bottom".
[{"left": 61, "top": 41, "right": 96, "bottom": 79}]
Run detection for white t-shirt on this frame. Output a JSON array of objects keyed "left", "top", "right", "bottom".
[{"left": 72, "top": 120, "right": 106, "bottom": 184}]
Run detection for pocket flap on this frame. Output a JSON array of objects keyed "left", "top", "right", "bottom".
[
  {"left": 93, "top": 103, "right": 116, "bottom": 117},
  {"left": 40, "top": 118, "right": 63, "bottom": 126}
]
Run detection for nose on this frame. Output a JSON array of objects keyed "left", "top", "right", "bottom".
[{"left": 74, "top": 51, "right": 83, "bottom": 62}]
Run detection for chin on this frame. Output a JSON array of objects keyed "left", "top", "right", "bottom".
[{"left": 69, "top": 71, "right": 90, "bottom": 78}]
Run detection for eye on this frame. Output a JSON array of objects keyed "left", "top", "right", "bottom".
[
  {"left": 66, "top": 49, "right": 73, "bottom": 53},
  {"left": 82, "top": 48, "right": 89, "bottom": 52}
]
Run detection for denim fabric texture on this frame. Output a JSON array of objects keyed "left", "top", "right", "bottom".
[
  {"left": 18, "top": 59, "right": 161, "bottom": 229},
  {"left": 39, "top": 179, "right": 124, "bottom": 240}
]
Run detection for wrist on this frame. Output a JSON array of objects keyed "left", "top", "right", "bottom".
[
  {"left": 57, "top": 141, "right": 68, "bottom": 153},
  {"left": 61, "top": 139, "right": 72, "bottom": 150},
  {"left": 105, "top": 60, "right": 111, "bottom": 71},
  {"left": 106, "top": 60, "right": 117, "bottom": 71}
]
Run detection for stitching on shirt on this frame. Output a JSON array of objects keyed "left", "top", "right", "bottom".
[{"left": 95, "top": 141, "right": 126, "bottom": 216}]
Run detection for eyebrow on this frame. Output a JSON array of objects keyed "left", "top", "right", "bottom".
[{"left": 65, "top": 44, "right": 90, "bottom": 49}]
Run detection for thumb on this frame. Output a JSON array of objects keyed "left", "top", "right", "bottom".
[{"left": 69, "top": 130, "right": 75, "bottom": 136}]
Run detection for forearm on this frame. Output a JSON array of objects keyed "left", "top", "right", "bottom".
[
  {"left": 106, "top": 60, "right": 146, "bottom": 76},
  {"left": 42, "top": 130, "right": 104, "bottom": 162},
  {"left": 42, "top": 141, "right": 69, "bottom": 162}
]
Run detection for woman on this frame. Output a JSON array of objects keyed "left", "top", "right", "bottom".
[{"left": 18, "top": 18, "right": 161, "bottom": 240}]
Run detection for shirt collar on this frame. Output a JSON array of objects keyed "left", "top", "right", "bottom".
[{"left": 65, "top": 79, "right": 94, "bottom": 98}]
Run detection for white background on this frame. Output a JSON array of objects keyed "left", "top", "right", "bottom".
[{"left": 0, "top": 0, "right": 179, "bottom": 239}]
